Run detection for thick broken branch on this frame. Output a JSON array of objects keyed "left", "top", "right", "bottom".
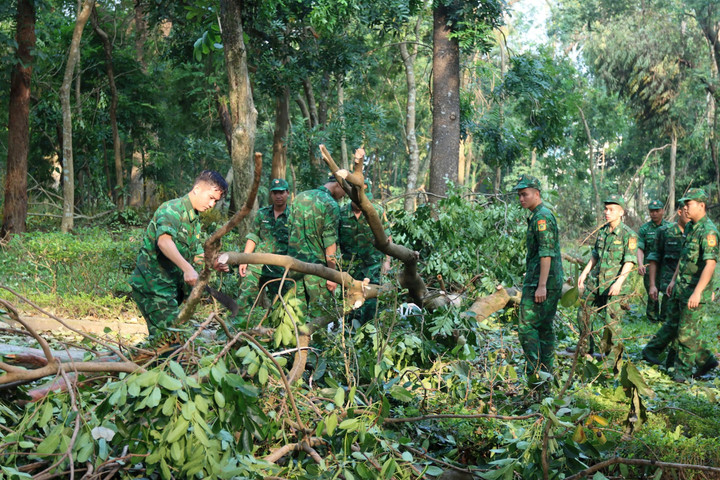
[
  {"left": 467, "top": 286, "right": 521, "bottom": 320},
  {"left": 564, "top": 457, "right": 720, "bottom": 480},
  {"left": 319, "top": 144, "right": 428, "bottom": 305}
]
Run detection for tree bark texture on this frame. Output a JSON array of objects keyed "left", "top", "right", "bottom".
[
  {"left": 60, "top": 0, "right": 94, "bottom": 233},
  {"left": 2, "top": 0, "right": 35, "bottom": 238},
  {"left": 400, "top": 18, "right": 421, "bottom": 212},
  {"left": 91, "top": 6, "right": 123, "bottom": 209},
  {"left": 133, "top": 0, "right": 147, "bottom": 72},
  {"left": 578, "top": 107, "right": 601, "bottom": 220},
  {"left": 668, "top": 129, "right": 677, "bottom": 211},
  {"left": 338, "top": 78, "right": 348, "bottom": 170},
  {"left": 429, "top": 4, "right": 460, "bottom": 200},
  {"left": 220, "top": 0, "right": 258, "bottom": 238},
  {"left": 271, "top": 87, "right": 290, "bottom": 179}
]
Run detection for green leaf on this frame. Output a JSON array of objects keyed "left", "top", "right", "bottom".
[
  {"left": 334, "top": 387, "right": 345, "bottom": 407},
  {"left": 258, "top": 366, "right": 269, "bottom": 385},
  {"left": 169, "top": 361, "right": 186, "bottom": 379},
  {"left": 326, "top": 413, "right": 338, "bottom": 436},
  {"left": 166, "top": 417, "right": 190, "bottom": 443},
  {"left": 339, "top": 418, "right": 360, "bottom": 432},
  {"left": 159, "top": 373, "right": 183, "bottom": 391},
  {"left": 214, "top": 390, "right": 226, "bottom": 408},
  {"left": 560, "top": 287, "right": 579, "bottom": 307},
  {"left": 36, "top": 433, "right": 61, "bottom": 455}
]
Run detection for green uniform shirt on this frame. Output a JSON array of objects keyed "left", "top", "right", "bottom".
[
  {"left": 523, "top": 203, "right": 563, "bottom": 290},
  {"left": 338, "top": 203, "right": 387, "bottom": 277},
  {"left": 647, "top": 222, "right": 685, "bottom": 292},
  {"left": 287, "top": 186, "right": 340, "bottom": 265},
  {"left": 129, "top": 195, "right": 202, "bottom": 294},
  {"left": 674, "top": 215, "right": 719, "bottom": 302},
  {"left": 246, "top": 205, "right": 288, "bottom": 277},
  {"left": 637, "top": 219, "right": 669, "bottom": 257},
  {"left": 590, "top": 222, "right": 638, "bottom": 294}
]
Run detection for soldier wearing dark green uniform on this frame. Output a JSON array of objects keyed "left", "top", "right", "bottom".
[
  {"left": 239, "top": 178, "right": 290, "bottom": 306},
  {"left": 666, "top": 188, "right": 719, "bottom": 381},
  {"left": 641, "top": 204, "right": 689, "bottom": 366},
  {"left": 636, "top": 200, "right": 669, "bottom": 323},
  {"left": 129, "top": 170, "right": 228, "bottom": 337},
  {"left": 577, "top": 194, "right": 638, "bottom": 357},
  {"left": 287, "top": 178, "right": 346, "bottom": 316},
  {"left": 338, "top": 180, "right": 391, "bottom": 326},
  {"left": 513, "top": 175, "right": 564, "bottom": 382}
]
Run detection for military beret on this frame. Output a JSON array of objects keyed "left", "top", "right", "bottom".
[
  {"left": 604, "top": 193, "right": 626, "bottom": 209},
  {"left": 648, "top": 199, "right": 664, "bottom": 210},
  {"left": 679, "top": 188, "right": 708, "bottom": 204},
  {"left": 513, "top": 174, "right": 541, "bottom": 191},
  {"left": 270, "top": 178, "right": 289, "bottom": 191}
]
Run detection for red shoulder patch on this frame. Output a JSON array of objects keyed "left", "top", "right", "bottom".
[
  {"left": 537, "top": 219, "right": 547, "bottom": 232},
  {"left": 708, "top": 234, "right": 717, "bottom": 247},
  {"left": 628, "top": 237, "right": 637, "bottom": 250}
]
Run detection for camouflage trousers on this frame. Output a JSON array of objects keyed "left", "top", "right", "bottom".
[
  {"left": 673, "top": 299, "right": 716, "bottom": 379},
  {"left": 643, "top": 274, "right": 661, "bottom": 323},
  {"left": 577, "top": 291, "right": 629, "bottom": 356},
  {"left": 518, "top": 287, "right": 561, "bottom": 376},
  {"left": 642, "top": 295, "right": 678, "bottom": 367},
  {"left": 131, "top": 285, "right": 185, "bottom": 338},
  {"left": 293, "top": 273, "right": 337, "bottom": 322}
]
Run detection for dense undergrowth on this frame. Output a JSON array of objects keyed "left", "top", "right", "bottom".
[{"left": 1, "top": 192, "right": 720, "bottom": 479}]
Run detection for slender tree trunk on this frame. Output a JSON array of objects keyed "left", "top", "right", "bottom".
[
  {"left": 302, "top": 77, "right": 318, "bottom": 128},
  {"left": 400, "top": 19, "right": 421, "bottom": 212},
  {"left": 338, "top": 77, "right": 348, "bottom": 169},
  {"left": 318, "top": 72, "right": 330, "bottom": 127},
  {"left": 428, "top": 4, "right": 460, "bottom": 201},
  {"left": 579, "top": 107, "right": 601, "bottom": 218},
  {"left": 215, "top": 85, "right": 233, "bottom": 158},
  {"left": 1, "top": 0, "right": 35, "bottom": 238},
  {"left": 493, "top": 31, "right": 508, "bottom": 194},
  {"left": 271, "top": 87, "right": 290, "bottom": 179},
  {"left": 668, "top": 129, "right": 677, "bottom": 211},
  {"left": 133, "top": 0, "right": 147, "bottom": 72},
  {"left": 91, "top": 7, "right": 123, "bottom": 208},
  {"left": 220, "top": 0, "right": 258, "bottom": 238},
  {"left": 60, "top": 0, "right": 94, "bottom": 233}
]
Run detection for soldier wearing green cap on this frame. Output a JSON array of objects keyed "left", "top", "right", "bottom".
[
  {"left": 238, "top": 178, "right": 291, "bottom": 307},
  {"left": 666, "top": 188, "right": 719, "bottom": 380},
  {"left": 637, "top": 199, "right": 669, "bottom": 323},
  {"left": 129, "top": 170, "right": 229, "bottom": 337},
  {"left": 641, "top": 202, "right": 690, "bottom": 366},
  {"left": 286, "top": 176, "right": 347, "bottom": 318},
  {"left": 338, "top": 179, "right": 391, "bottom": 326},
  {"left": 576, "top": 194, "right": 638, "bottom": 358},
  {"left": 513, "top": 175, "right": 564, "bottom": 383}
]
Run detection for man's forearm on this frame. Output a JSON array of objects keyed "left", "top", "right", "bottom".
[
  {"left": 243, "top": 239, "right": 257, "bottom": 254},
  {"left": 693, "top": 260, "right": 717, "bottom": 297},
  {"left": 325, "top": 243, "right": 337, "bottom": 269},
  {"left": 538, "top": 257, "right": 551, "bottom": 287},
  {"left": 616, "top": 261, "right": 634, "bottom": 286},
  {"left": 158, "top": 234, "right": 194, "bottom": 273},
  {"left": 648, "top": 261, "right": 658, "bottom": 288}
]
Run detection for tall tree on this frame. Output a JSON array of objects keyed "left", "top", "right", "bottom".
[
  {"left": 400, "top": 17, "right": 422, "bottom": 212},
  {"left": 1, "top": 0, "right": 36, "bottom": 238},
  {"left": 60, "top": 0, "right": 95, "bottom": 233}
]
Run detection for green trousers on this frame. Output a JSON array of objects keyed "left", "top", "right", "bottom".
[
  {"left": 518, "top": 287, "right": 561, "bottom": 375},
  {"left": 642, "top": 295, "right": 678, "bottom": 366},
  {"left": 643, "top": 274, "right": 661, "bottom": 323},
  {"left": 673, "top": 298, "right": 716, "bottom": 379}
]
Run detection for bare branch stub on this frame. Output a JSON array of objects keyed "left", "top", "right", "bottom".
[{"left": 319, "top": 144, "right": 428, "bottom": 305}]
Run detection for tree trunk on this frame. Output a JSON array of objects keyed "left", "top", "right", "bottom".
[
  {"left": 216, "top": 85, "right": 233, "bottom": 158},
  {"left": 302, "top": 77, "right": 318, "bottom": 128},
  {"left": 400, "top": 19, "right": 421, "bottom": 212},
  {"left": 338, "top": 77, "right": 348, "bottom": 170},
  {"left": 220, "top": 0, "right": 258, "bottom": 238},
  {"left": 579, "top": 107, "right": 601, "bottom": 219},
  {"left": 668, "top": 129, "right": 677, "bottom": 211},
  {"left": 60, "top": 0, "right": 94, "bottom": 233},
  {"left": 271, "top": 87, "right": 290, "bottom": 179},
  {"left": 133, "top": 0, "right": 147, "bottom": 72},
  {"left": 428, "top": 4, "right": 460, "bottom": 201},
  {"left": 91, "top": 7, "right": 123, "bottom": 209},
  {"left": 1, "top": 0, "right": 35, "bottom": 238}
]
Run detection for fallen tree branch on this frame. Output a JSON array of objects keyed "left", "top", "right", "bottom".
[
  {"left": 564, "top": 456, "right": 720, "bottom": 480},
  {"left": 264, "top": 437, "right": 324, "bottom": 464},
  {"left": 383, "top": 412, "right": 542, "bottom": 423}
]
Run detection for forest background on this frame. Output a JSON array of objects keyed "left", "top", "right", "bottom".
[{"left": 2, "top": 0, "right": 720, "bottom": 479}]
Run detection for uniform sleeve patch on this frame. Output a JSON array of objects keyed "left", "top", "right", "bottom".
[
  {"left": 537, "top": 219, "right": 547, "bottom": 231},
  {"left": 629, "top": 237, "right": 637, "bottom": 250},
  {"left": 708, "top": 234, "right": 718, "bottom": 247}
]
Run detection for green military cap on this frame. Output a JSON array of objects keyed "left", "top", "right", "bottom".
[
  {"left": 270, "top": 178, "right": 289, "bottom": 191},
  {"left": 604, "top": 193, "right": 626, "bottom": 209},
  {"left": 512, "top": 174, "right": 541, "bottom": 191},
  {"left": 648, "top": 199, "right": 664, "bottom": 210},
  {"left": 679, "top": 188, "right": 708, "bottom": 203}
]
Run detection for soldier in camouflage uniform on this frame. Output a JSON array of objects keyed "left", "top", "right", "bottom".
[
  {"left": 286, "top": 177, "right": 346, "bottom": 317},
  {"left": 238, "top": 178, "right": 290, "bottom": 307},
  {"left": 641, "top": 203, "right": 689, "bottom": 366},
  {"left": 129, "top": 171, "right": 228, "bottom": 337},
  {"left": 338, "top": 180, "right": 391, "bottom": 326},
  {"left": 666, "top": 188, "right": 719, "bottom": 380},
  {"left": 513, "top": 175, "right": 564, "bottom": 382},
  {"left": 637, "top": 200, "right": 669, "bottom": 323},
  {"left": 577, "top": 194, "right": 638, "bottom": 357}
]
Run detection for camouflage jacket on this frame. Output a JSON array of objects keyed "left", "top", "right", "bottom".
[
  {"left": 674, "top": 215, "right": 719, "bottom": 302},
  {"left": 129, "top": 195, "right": 202, "bottom": 294},
  {"left": 246, "top": 205, "right": 288, "bottom": 277},
  {"left": 523, "top": 203, "right": 564, "bottom": 290},
  {"left": 287, "top": 186, "right": 340, "bottom": 265},
  {"left": 647, "top": 222, "right": 685, "bottom": 292},
  {"left": 637, "top": 219, "right": 669, "bottom": 258},
  {"left": 589, "top": 222, "right": 638, "bottom": 295},
  {"left": 338, "top": 203, "right": 387, "bottom": 277}
]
